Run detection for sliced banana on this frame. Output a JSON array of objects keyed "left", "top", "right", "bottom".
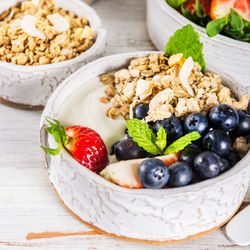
[
  {"left": 47, "top": 13, "right": 69, "bottom": 33},
  {"left": 21, "top": 15, "right": 45, "bottom": 40},
  {"left": 179, "top": 56, "right": 194, "bottom": 97}
]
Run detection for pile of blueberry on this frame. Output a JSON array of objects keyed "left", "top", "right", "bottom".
[{"left": 111, "top": 103, "right": 250, "bottom": 189}]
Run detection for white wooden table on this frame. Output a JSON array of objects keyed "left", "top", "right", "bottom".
[{"left": 0, "top": 0, "right": 249, "bottom": 249}]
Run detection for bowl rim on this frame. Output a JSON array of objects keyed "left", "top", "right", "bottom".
[
  {"left": 40, "top": 51, "right": 250, "bottom": 197},
  {"left": 154, "top": 0, "right": 250, "bottom": 49},
  {"left": 0, "top": 0, "right": 106, "bottom": 72}
]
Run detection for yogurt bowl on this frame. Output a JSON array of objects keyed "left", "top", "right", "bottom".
[
  {"left": 146, "top": 0, "right": 250, "bottom": 86},
  {"left": 0, "top": 0, "right": 106, "bottom": 109},
  {"left": 40, "top": 51, "right": 250, "bottom": 244}
]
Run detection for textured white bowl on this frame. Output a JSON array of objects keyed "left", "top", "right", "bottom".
[
  {"left": 40, "top": 52, "right": 250, "bottom": 244},
  {"left": 0, "top": 0, "right": 106, "bottom": 108},
  {"left": 146, "top": 0, "right": 250, "bottom": 87}
]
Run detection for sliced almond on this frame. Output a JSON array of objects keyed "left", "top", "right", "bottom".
[
  {"left": 179, "top": 56, "right": 194, "bottom": 97},
  {"left": 47, "top": 13, "right": 69, "bottom": 33},
  {"left": 136, "top": 79, "right": 153, "bottom": 101},
  {"left": 61, "top": 48, "right": 72, "bottom": 55},
  {"left": 21, "top": 15, "right": 45, "bottom": 40},
  {"left": 168, "top": 53, "right": 185, "bottom": 67}
]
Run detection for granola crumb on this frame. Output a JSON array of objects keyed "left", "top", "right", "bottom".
[{"left": 233, "top": 137, "right": 250, "bottom": 156}]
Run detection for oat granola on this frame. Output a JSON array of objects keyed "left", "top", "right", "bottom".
[
  {"left": 100, "top": 53, "right": 249, "bottom": 122},
  {"left": 0, "top": 0, "right": 95, "bottom": 65}
]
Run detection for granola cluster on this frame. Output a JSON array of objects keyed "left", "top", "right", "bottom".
[
  {"left": 100, "top": 53, "right": 249, "bottom": 122},
  {"left": 0, "top": 0, "right": 94, "bottom": 65}
]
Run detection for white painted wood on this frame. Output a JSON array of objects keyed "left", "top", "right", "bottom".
[{"left": 0, "top": 0, "right": 249, "bottom": 249}]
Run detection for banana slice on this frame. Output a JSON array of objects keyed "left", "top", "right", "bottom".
[
  {"left": 47, "top": 13, "right": 69, "bottom": 33},
  {"left": 179, "top": 56, "right": 194, "bottom": 97},
  {"left": 21, "top": 15, "right": 45, "bottom": 40}
]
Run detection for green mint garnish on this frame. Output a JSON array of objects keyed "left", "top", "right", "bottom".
[
  {"left": 164, "top": 131, "right": 201, "bottom": 155},
  {"left": 156, "top": 127, "right": 167, "bottom": 152},
  {"left": 126, "top": 119, "right": 161, "bottom": 155},
  {"left": 165, "top": 24, "right": 206, "bottom": 72}
]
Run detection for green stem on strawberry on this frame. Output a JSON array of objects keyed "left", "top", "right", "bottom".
[{"left": 41, "top": 117, "right": 69, "bottom": 156}]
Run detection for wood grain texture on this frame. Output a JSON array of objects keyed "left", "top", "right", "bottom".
[{"left": 0, "top": 0, "right": 249, "bottom": 249}]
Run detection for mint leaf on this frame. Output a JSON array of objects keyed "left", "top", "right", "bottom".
[
  {"left": 126, "top": 119, "right": 161, "bottom": 155},
  {"left": 164, "top": 131, "right": 201, "bottom": 155},
  {"left": 166, "top": 0, "right": 187, "bottom": 9},
  {"left": 206, "top": 16, "right": 228, "bottom": 37},
  {"left": 156, "top": 127, "right": 167, "bottom": 152},
  {"left": 165, "top": 24, "right": 206, "bottom": 72}
]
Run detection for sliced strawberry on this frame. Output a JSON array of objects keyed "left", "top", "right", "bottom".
[
  {"left": 100, "top": 152, "right": 180, "bottom": 189},
  {"left": 211, "top": 0, "right": 250, "bottom": 21},
  {"left": 183, "top": 0, "right": 211, "bottom": 15},
  {"left": 100, "top": 159, "right": 143, "bottom": 189},
  {"left": 42, "top": 117, "right": 109, "bottom": 173},
  {"left": 157, "top": 151, "right": 181, "bottom": 166}
]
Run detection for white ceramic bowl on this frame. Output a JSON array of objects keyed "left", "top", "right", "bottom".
[
  {"left": 146, "top": 0, "right": 250, "bottom": 87},
  {"left": 0, "top": 0, "right": 106, "bottom": 109},
  {"left": 40, "top": 52, "right": 250, "bottom": 244}
]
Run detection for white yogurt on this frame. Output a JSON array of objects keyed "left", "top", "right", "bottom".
[{"left": 58, "top": 77, "right": 126, "bottom": 152}]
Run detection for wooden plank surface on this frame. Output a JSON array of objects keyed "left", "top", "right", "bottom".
[{"left": 0, "top": 0, "right": 249, "bottom": 249}]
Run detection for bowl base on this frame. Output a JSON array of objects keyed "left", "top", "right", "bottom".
[
  {"left": 53, "top": 185, "right": 244, "bottom": 245},
  {"left": 0, "top": 97, "right": 44, "bottom": 110}
]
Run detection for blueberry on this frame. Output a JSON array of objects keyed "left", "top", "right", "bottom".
[
  {"left": 194, "top": 151, "right": 220, "bottom": 179},
  {"left": 209, "top": 104, "right": 239, "bottom": 132},
  {"left": 190, "top": 171, "right": 203, "bottom": 184},
  {"left": 184, "top": 113, "right": 209, "bottom": 135},
  {"left": 110, "top": 141, "right": 120, "bottom": 155},
  {"left": 155, "top": 116, "right": 183, "bottom": 144},
  {"left": 180, "top": 146, "right": 202, "bottom": 165},
  {"left": 168, "top": 162, "right": 193, "bottom": 187},
  {"left": 115, "top": 139, "right": 147, "bottom": 161},
  {"left": 235, "top": 109, "right": 250, "bottom": 136},
  {"left": 203, "top": 129, "right": 231, "bottom": 156},
  {"left": 133, "top": 103, "right": 149, "bottom": 120},
  {"left": 218, "top": 157, "right": 231, "bottom": 173},
  {"left": 226, "top": 150, "right": 241, "bottom": 166},
  {"left": 138, "top": 159, "right": 169, "bottom": 189}
]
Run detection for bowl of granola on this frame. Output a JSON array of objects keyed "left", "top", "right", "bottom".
[
  {"left": 146, "top": 0, "right": 250, "bottom": 86},
  {"left": 0, "top": 0, "right": 105, "bottom": 109},
  {"left": 40, "top": 26, "right": 250, "bottom": 244}
]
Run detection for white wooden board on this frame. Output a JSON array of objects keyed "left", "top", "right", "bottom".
[{"left": 0, "top": 0, "right": 249, "bottom": 249}]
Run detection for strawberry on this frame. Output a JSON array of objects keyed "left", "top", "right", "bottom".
[
  {"left": 211, "top": 0, "right": 250, "bottom": 21},
  {"left": 42, "top": 117, "right": 109, "bottom": 173},
  {"left": 100, "top": 159, "right": 143, "bottom": 189},
  {"left": 183, "top": 0, "right": 211, "bottom": 15},
  {"left": 100, "top": 152, "right": 180, "bottom": 189}
]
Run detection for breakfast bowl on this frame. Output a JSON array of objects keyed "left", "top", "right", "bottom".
[
  {"left": 0, "top": 0, "right": 106, "bottom": 109},
  {"left": 146, "top": 0, "right": 250, "bottom": 86},
  {"left": 40, "top": 50, "right": 250, "bottom": 245}
]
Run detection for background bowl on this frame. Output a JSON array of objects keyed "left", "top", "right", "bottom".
[
  {"left": 146, "top": 0, "right": 250, "bottom": 87},
  {"left": 0, "top": 0, "right": 106, "bottom": 109},
  {"left": 40, "top": 51, "right": 250, "bottom": 244}
]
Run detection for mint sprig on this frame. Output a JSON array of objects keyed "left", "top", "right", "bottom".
[
  {"left": 156, "top": 127, "right": 167, "bottom": 152},
  {"left": 126, "top": 119, "right": 161, "bottom": 155},
  {"left": 165, "top": 24, "right": 206, "bottom": 72},
  {"left": 126, "top": 119, "right": 200, "bottom": 156},
  {"left": 164, "top": 131, "right": 201, "bottom": 155}
]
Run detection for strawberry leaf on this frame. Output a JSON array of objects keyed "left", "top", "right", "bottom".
[
  {"left": 206, "top": 16, "right": 228, "bottom": 37},
  {"left": 166, "top": 0, "right": 188, "bottom": 9},
  {"left": 41, "top": 117, "right": 68, "bottom": 155},
  {"left": 156, "top": 127, "right": 167, "bottom": 152},
  {"left": 164, "top": 131, "right": 201, "bottom": 155},
  {"left": 126, "top": 119, "right": 161, "bottom": 155}
]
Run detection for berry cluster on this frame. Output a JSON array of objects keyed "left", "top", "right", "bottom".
[{"left": 110, "top": 103, "right": 250, "bottom": 189}]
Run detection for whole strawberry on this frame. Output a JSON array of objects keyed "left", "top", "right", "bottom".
[{"left": 42, "top": 117, "right": 109, "bottom": 173}]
